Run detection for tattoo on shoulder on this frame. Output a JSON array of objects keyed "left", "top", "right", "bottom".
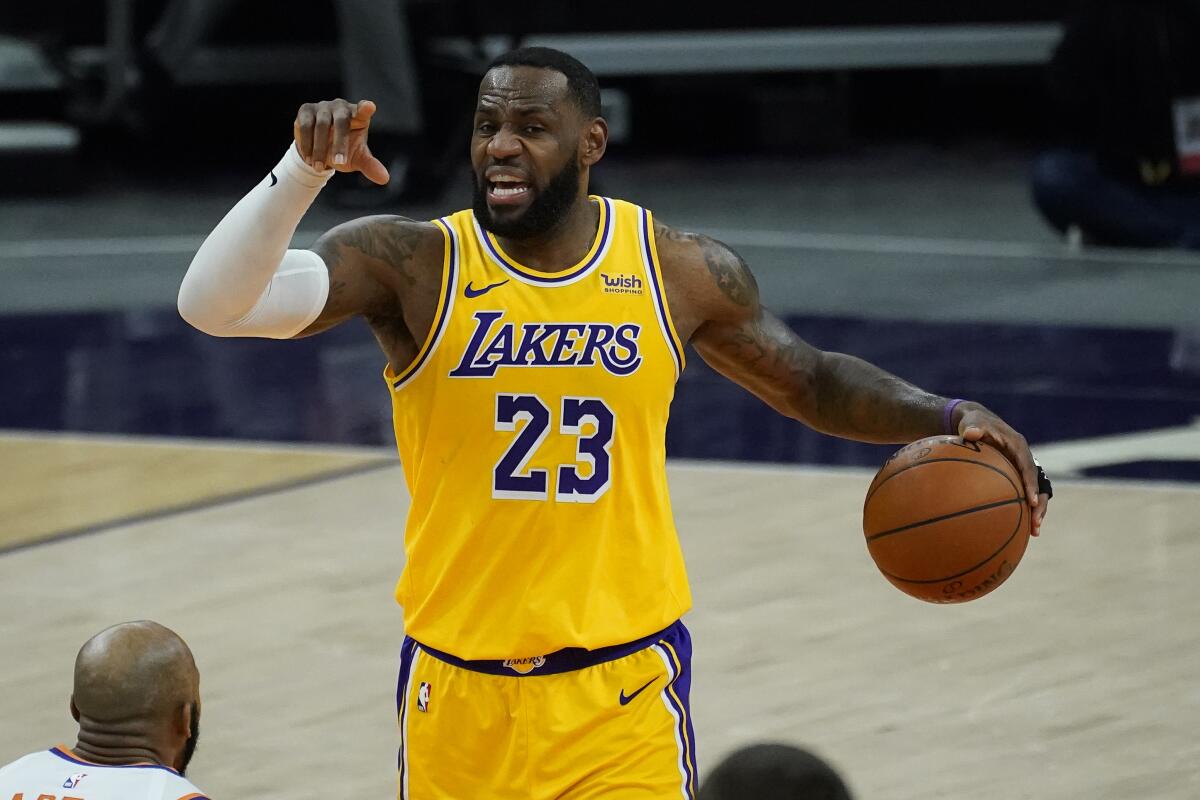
[
  {"left": 655, "top": 222, "right": 756, "bottom": 307},
  {"left": 338, "top": 217, "right": 425, "bottom": 285},
  {"left": 654, "top": 219, "right": 691, "bottom": 244},
  {"left": 696, "top": 235, "right": 756, "bottom": 307}
]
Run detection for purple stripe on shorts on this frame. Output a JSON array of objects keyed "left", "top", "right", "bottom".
[
  {"left": 396, "top": 638, "right": 419, "bottom": 780},
  {"left": 658, "top": 626, "right": 698, "bottom": 798}
]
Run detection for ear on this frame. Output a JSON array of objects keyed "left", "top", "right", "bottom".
[
  {"left": 581, "top": 117, "right": 608, "bottom": 167},
  {"left": 70, "top": 696, "right": 80, "bottom": 722},
  {"left": 174, "top": 702, "right": 193, "bottom": 738}
]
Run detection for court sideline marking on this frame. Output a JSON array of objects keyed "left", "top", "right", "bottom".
[
  {"left": 3, "top": 445, "right": 1196, "bottom": 559},
  {"left": 0, "top": 455, "right": 396, "bottom": 557},
  {"left": 1026, "top": 417, "right": 1200, "bottom": 478}
]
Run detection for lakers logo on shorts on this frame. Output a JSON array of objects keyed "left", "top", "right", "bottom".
[{"left": 502, "top": 656, "right": 546, "bottom": 675}]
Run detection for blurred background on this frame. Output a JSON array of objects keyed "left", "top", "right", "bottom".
[{"left": 2, "top": 0, "right": 1199, "bottom": 480}]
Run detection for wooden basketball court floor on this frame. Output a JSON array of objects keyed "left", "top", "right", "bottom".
[{"left": 2, "top": 431, "right": 1198, "bottom": 799}]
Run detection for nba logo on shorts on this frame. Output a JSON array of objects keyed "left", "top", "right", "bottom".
[{"left": 417, "top": 681, "right": 431, "bottom": 712}]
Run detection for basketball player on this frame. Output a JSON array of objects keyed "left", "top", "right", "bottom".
[
  {"left": 177, "top": 48, "right": 1052, "bottom": 798},
  {"left": 0, "top": 621, "right": 208, "bottom": 800}
]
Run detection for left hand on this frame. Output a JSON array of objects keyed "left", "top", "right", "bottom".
[{"left": 955, "top": 402, "right": 1051, "bottom": 537}]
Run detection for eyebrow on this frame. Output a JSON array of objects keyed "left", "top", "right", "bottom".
[{"left": 475, "top": 100, "right": 556, "bottom": 115}]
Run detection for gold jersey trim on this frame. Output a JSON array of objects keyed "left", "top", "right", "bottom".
[
  {"left": 473, "top": 197, "right": 614, "bottom": 287},
  {"left": 638, "top": 207, "right": 687, "bottom": 377},
  {"left": 384, "top": 218, "right": 459, "bottom": 391}
]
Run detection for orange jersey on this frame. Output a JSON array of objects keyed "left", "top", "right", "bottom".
[{"left": 386, "top": 197, "right": 692, "bottom": 659}]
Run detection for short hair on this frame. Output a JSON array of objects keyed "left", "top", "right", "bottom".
[{"left": 485, "top": 47, "right": 602, "bottom": 118}]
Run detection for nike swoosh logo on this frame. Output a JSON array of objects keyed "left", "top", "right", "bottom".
[
  {"left": 269, "top": 170, "right": 278, "bottom": 187},
  {"left": 619, "top": 677, "right": 658, "bottom": 706},
  {"left": 464, "top": 279, "right": 509, "bottom": 298}
]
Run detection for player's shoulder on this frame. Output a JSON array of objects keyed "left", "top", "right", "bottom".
[
  {"left": 650, "top": 216, "right": 759, "bottom": 318},
  {"left": 152, "top": 762, "right": 209, "bottom": 800},
  {"left": 0, "top": 748, "right": 210, "bottom": 800},
  {"left": 650, "top": 217, "right": 708, "bottom": 268},
  {"left": 0, "top": 748, "right": 43, "bottom": 776},
  {"left": 651, "top": 217, "right": 745, "bottom": 282},
  {"left": 163, "top": 773, "right": 210, "bottom": 800},
  {"left": 316, "top": 214, "right": 445, "bottom": 268},
  {"left": 314, "top": 214, "right": 446, "bottom": 283}
]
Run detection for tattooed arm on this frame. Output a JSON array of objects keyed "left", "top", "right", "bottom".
[
  {"left": 657, "top": 221, "right": 945, "bottom": 441},
  {"left": 301, "top": 215, "right": 443, "bottom": 338},
  {"left": 656, "top": 220, "right": 1048, "bottom": 525}
]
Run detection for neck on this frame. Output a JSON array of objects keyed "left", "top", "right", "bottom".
[
  {"left": 495, "top": 195, "right": 599, "bottom": 273},
  {"left": 73, "top": 722, "right": 172, "bottom": 770}
]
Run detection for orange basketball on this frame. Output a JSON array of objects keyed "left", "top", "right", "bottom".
[{"left": 863, "top": 435, "right": 1030, "bottom": 603}]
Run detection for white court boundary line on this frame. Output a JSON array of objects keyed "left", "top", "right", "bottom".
[
  {"left": 0, "top": 428, "right": 393, "bottom": 459},
  {"left": 3, "top": 228, "right": 1200, "bottom": 268}
]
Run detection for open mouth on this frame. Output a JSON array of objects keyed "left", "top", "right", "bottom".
[{"left": 487, "top": 175, "right": 532, "bottom": 205}]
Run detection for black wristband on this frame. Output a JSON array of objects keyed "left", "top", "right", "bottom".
[{"left": 1036, "top": 463, "right": 1053, "bottom": 499}]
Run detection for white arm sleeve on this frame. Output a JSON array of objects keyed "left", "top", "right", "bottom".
[{"left": 177, "top": 143, "right": 335, "bottom": 339}]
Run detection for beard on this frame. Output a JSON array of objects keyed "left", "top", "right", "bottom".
[
  {"left": 178, "top": 705, "right": 200, "bottom": 776},
  {"left": 473, "top": 156, "right": 582, "bottom": 240}
]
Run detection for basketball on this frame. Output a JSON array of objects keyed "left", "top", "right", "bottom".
[{"left": 863, "top": 435, "right": 1030, "bottom": 603}]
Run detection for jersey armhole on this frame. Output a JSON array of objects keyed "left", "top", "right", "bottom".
[
  {"left": 637, "top": 208, "right": 687, "bottom": 379},
  {"left": 383, "top": 217, "right": 460, "bottom": 391}
]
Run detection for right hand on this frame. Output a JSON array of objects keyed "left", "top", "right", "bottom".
[{"left": 293, "top": 98, "right": 390, "bottom": 185}]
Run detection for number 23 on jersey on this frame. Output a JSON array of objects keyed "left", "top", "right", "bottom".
[{"left": 493, "top": 393, "right": 614, "bottom": 503}]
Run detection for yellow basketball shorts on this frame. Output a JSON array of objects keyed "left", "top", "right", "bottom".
[{"left": 395, "top": 620, "right": 698, "bottom": 799}]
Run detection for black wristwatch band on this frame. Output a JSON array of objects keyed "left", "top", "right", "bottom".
[{"left": 1035, "top": 461, "right": 1053, "bottom": 499}]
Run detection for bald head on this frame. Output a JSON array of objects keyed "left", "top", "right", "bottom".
[{"left": 73, "top": 621, "right": 198, "bottom": 724}]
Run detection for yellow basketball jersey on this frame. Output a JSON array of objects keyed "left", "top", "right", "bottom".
[{"left": 385, "top": 197, "right": 692, "bottom": 660}]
